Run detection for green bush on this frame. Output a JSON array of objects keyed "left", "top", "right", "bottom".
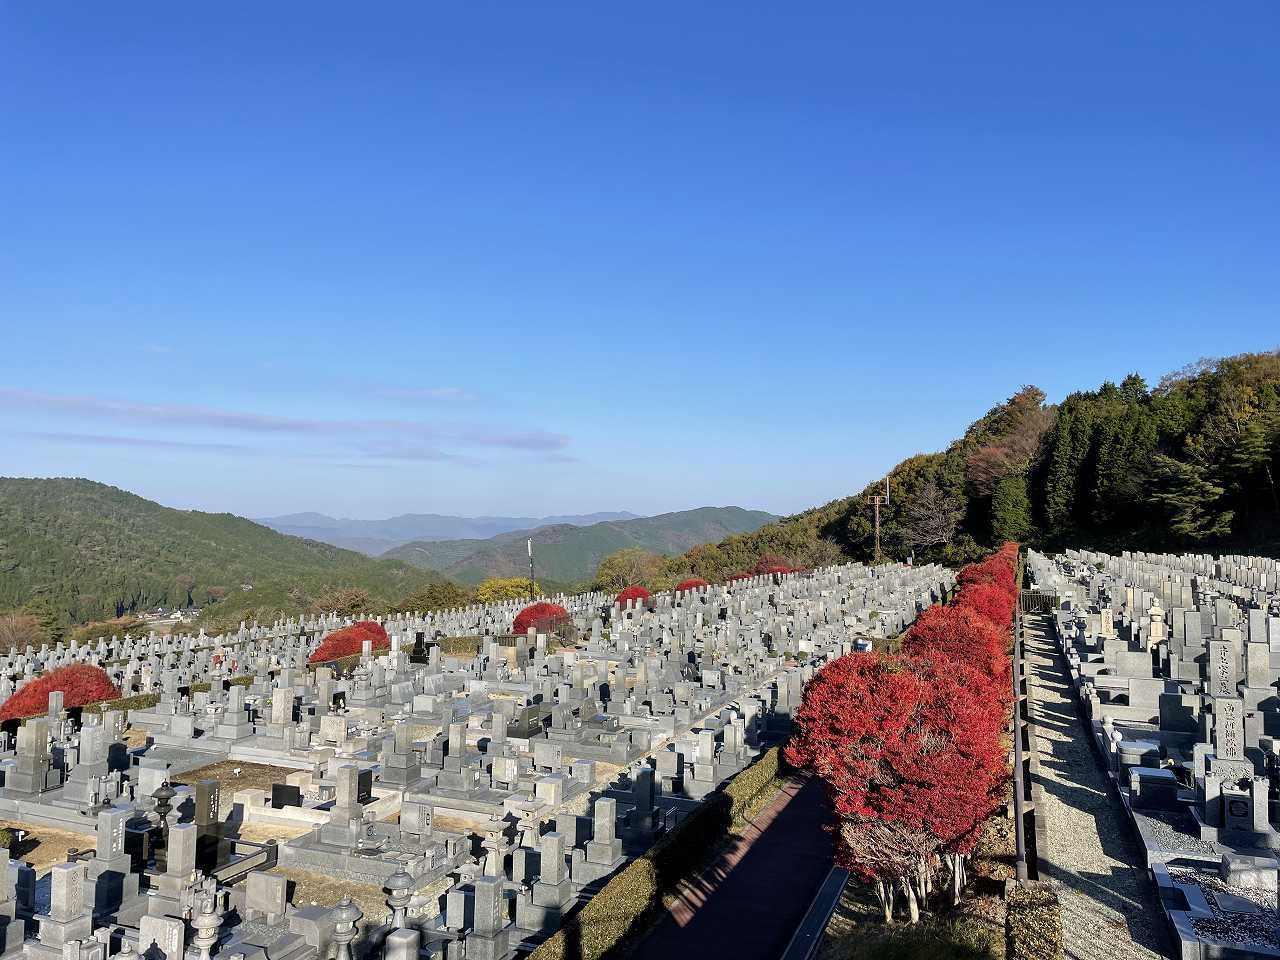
[
  {"left": 528, "top": 746, "right": 786, "bottom": 960},
  {"left": 0, "top": 828, "right": 15, "bottom": 852},
  {"left": 1006, "top": 885, "right": 1062, "bottom": 960},
  {"left": 725, "top": 743, "right": 783, "bottom": 819},
  {"left": 831, "top": 916, "right": 1001, "bottom": 960},
  {"left": 80, "top": 692, "right": 160, "bottom": 717},
  {"left": 76, "top": 673, "right": 255, "bottom": 721}
]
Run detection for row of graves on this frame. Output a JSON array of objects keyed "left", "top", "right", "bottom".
[
  {"left": 1027, "top": 548, "right": 1280, "bottom": 960},
  {"left": 0, "top": 561, "right": 951, "bottom": 960}
]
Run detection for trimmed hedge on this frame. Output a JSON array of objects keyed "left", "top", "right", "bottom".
[
  {"left": 81, "top": 693, "right": 159, "bottom": 717},
  {"left": 724, "top": 742, "right": 782, "bottom": 819},
  {"left": 1006, "top": 885, "right": 1063, "bottom": 960},
  {"left": 529, "top": 745, "right": 786, "bottom": 960},
  {"left": 79, "top": 673, "right": 256, "bottom": 719}
]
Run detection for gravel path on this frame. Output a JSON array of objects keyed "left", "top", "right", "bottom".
[{"left": 1023, "top": 614, "right": 1169, "bottom": 960}]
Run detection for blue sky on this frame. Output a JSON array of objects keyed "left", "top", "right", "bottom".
[{"left": 2, "top": 2, "right": 1277, "bottom": 519}]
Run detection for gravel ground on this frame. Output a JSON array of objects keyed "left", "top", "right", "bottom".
[
  {"left": 1023, "top": 616, "right": 1169, "bottom": 960},
  {"left": 1131, "top": 808, "right": 1217, "bottom": 856},
  {"left": 1167, "top": 865, "right": 1280, "bottom": 949}
]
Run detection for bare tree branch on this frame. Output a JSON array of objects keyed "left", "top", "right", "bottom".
[{"left": 902, "top": 480, "right": 962, "bottom": 551}]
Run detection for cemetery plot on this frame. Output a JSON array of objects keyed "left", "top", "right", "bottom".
[
  {"left": 172, "top": 760, "right": 299, "bottom": 817},
  {"left": 0, "top": 560, "right": 950, "bottom": 960},
  {"left": 1029, "top": 548, "right": 1280, "bottom": 960}
]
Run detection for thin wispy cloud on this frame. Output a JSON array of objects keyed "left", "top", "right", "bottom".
[
  {"left": 462, "top": 431, "right": 575, "bottom": 451},
  {"left": 1, "top": 388, "right": 345, "bottom": 434},
  {"left": 18, "top": 431, "right": 256, "bottom": 453},
  {"left": 378, "top": 386, "right": 473, "bottom": 401},
  {"left": 0, "top": 388, "right": 570, "bottom": 452},
  {"left": 356, "top": 440, "right": 459, "bottom": 462},
  {"left": 142, "top": 343, "right": 171, "bottom": 355}
]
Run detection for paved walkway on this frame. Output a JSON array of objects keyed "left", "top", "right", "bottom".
[
  {"left": 1023, "top": 614, "right": 1169, "bottom": 960},
  {"left": 631, "top": 776, "right": 833, "bottom": 960}
]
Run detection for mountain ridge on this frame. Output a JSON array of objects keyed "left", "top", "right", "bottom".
[
  {"left": 255, "top": 510, "right": 640, "bottom": 554},
  {"left": 384, "top": 506, "right": 777, "bottom": 584}
]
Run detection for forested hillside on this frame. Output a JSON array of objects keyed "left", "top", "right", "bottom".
[
  {"left": 653, "top": 350, "right": 1280, "bottom": 584},
  {"left": 0, "top": 478, "right": 444, "bottom": 630},
  {"left": 384, "top": 507, "right": 775, "bottom": 584}
]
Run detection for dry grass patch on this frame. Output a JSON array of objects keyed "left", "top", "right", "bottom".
[
  {"left": 0, "top": 822, "right": 96, "bottom": 875},
  {"left": 270, "top": 866, "right": 388, "bottom": 924},
  {"left": 234, "top": 821, "right": 312, "bottom": 844},
  {"left": 122, "top": 726, "right": 151, "bottom": 749},
  {"left": 269, "top": 867, "right": 452, "bottom": 930},
  {"left": 172, "top": 760, "right": 298, "bottom": 818}
]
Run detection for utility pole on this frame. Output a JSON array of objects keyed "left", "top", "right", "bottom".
[
  {"left": 527, "top": 538, "right": 535, "bottom": 601},
  {"left": 871, "top": 477, "right": 890, "bottom": 564}
]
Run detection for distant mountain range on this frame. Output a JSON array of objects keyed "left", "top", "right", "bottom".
[
  {"left": 256, "top": 510, "right": 640, "bottom": 555},
  {"left": 0, "top": 478, "right": 443, "bottom": 626},
  {"left": 382, "top": 507, "right": 778, "bottom": 585}
]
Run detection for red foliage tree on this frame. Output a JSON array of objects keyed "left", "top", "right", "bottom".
[
  {"left": 0, "top": 664, "right": 120, "bottom": 721},
  {"left": 752, "top": 554, "right": 793, "bottom": 576},
  {"left": 615, "top": 585, "right": 651, "bottom": 606},
  {"left": 308, "top": 620, "right": 390, "bottom": 664},
  {"left": 785, "top": 653, "right": 1006, "bottom": 920},
  {"left": 788, "top": 543, "right": 1019, "bottom": 922},
  {"left": 674, "top": 578, "right": 710, "bottom": 593},
  {"left": 512, "top": 602, "right": 569, "bottom": 636}
]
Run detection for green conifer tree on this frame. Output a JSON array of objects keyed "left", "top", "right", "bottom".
[{"left": 991, "top": 474, "right": 1034, "bottom": 543}]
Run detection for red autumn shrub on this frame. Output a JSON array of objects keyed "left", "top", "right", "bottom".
[
  {"left": 956, "top": 542, "right": 1018, "bottom": 598},
  {"left": 954, "top": 580, "right": 1015, "bottom": 630},
  {"left": 786, "top": 653, "right": 1006, "bottom": 875},
  {"left": 308, "top": 620, "right": 390, "bottom": 664},
  {"left": 725, "top": 571, "right": 753, "bottom": 583},
  {"left": 0, "top": 664, "right": 121, "bottom": 721},
  {"left": 752, "top": 555, "right": 793, "bottom": 576},
  {"left": 674, "top": 578, "right": 710, "bottom": 593},
  {"left": 615, "top": 585, "right": 651, "bottom": 606},
  {"left": 901, "top": 605, "right": 1011, "bottom": 702},
  {"left": 512, "top": 602, "right": 569, "bottom": 636},
  {"left": 787, "top": 543, "right": 1017, "bottom": 917}
]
